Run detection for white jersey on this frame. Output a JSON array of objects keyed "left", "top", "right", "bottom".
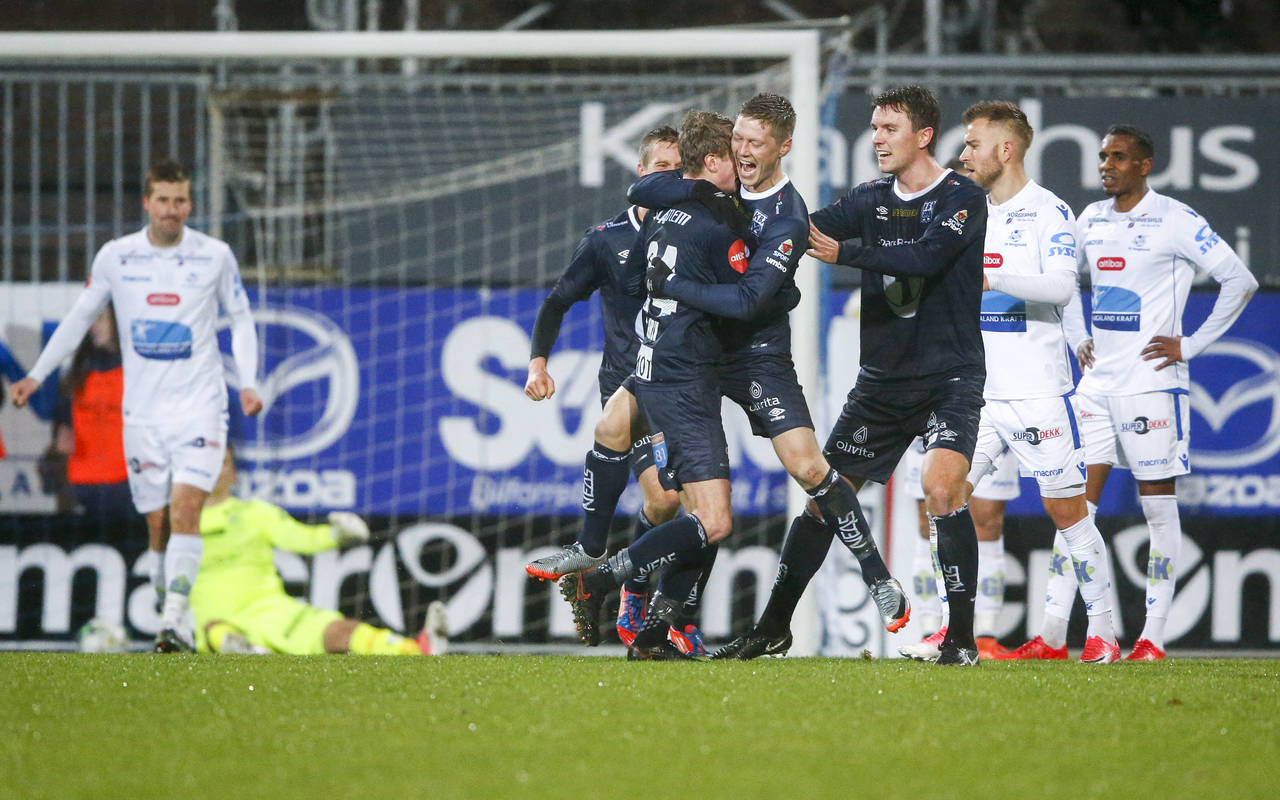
[
  {"left": 28, "top": 226, "right": 257, "bottom": 425},
  {"left": 1072, "top": 190, "right": 1243, "bottom": 396},
  {"left": 979, "top": 180, "right": 1078, "bottom": 400}
]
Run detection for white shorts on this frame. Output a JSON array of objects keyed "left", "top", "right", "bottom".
[
  {"left": 123, "top": 411, "right": 228, "bottom": 513},
  {"left": 1076, "top": 390, "right": 1190, "bottom": 481},
  {"left": 901, "top": 436, "right": 1020, "bottom": 502},
  {"left": 968, "top": 396, "right": 1086, "bottom": 499}
]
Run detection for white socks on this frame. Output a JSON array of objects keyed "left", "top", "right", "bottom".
[
  {"left": 160, "top": 533, "right": 203, "bottom": 631},
  {"left": 975, "top": 538, "right": 1005, "bottom": 637},
  {"left": 1139, "top": 495, "right": 1181, "bottom": 643},
  {"left": 912, "top": 534, "right": 943, "bottom": 632}
]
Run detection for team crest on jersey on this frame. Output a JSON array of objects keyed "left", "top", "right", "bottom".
[
  {"left": 751, "top": 209, "right": 768, "bottom": 236},
  {"left": 921, "top": 200, "right": 936, "bottom": 224}
]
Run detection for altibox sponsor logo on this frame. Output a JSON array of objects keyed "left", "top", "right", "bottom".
[
  {"left": 1097, "top": 256, "right": 1126, "bottom": 270},
  {"left": 983, "top": 253, "right": 1003, "bottom": 268},
  {"left": 146, "top": 293, "right": 180, "bottom": 305}
]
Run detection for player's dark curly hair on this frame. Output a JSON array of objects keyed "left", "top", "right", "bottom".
[
  {"left": 1103, "top": 124, "right": 1155, "bottom": 161},
  {"left": 677, "top": 110, "right": 733, "bottom": 176},
  {"left": 739, "top": 92, "right": 796, "bottom": 143},
  {"left": 144, "top": 159, "right": 191, "bottom": 197},
  {"left": 872, "top": 85, "right": 942, "bottom": 155},
  {"left": 638, "top": 125, "right": 679, "bottom": 168}
]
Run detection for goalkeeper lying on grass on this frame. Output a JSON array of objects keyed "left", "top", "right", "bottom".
[{"left": 192, "top": 448, "right": 447, "bottom": 656}]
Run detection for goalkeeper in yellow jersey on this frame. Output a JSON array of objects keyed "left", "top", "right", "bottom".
[{"left": 192, "top": 449, "right": 447, "bottom": 655}]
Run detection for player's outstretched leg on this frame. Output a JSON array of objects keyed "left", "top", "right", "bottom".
[
  {"left": 710, "top": 512, "right": 829, "bottom": 660},
  {"left": 526, "top": 442, "right": 630, "bottom": 580},
  {"left": 806, "top": 469, "right": 910, "bottom": 632}
]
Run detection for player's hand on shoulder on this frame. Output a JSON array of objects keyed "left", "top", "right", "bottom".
[
  {"left": 1141, "top": 335, "right": 1183, "bottom": 371},
  {"left": 525, "top": 358, "right": 556, "bottom": 401},
  {"left": 1075, "top": 339, "right": 1095, "bottom": 369},
  {"left": 646, "top": 256, "right": 674, "bottom": 298},
  {"left": 240, "top": 388, "right": 264, "bottom": 417},
  {"left": 806, "top": 221, "right": 839, "bottom": 263},
  {"left": 8, "top": 376, "right": 38, "bottom": 408},
  {"left": 328, "top": 511, "right": 370, "bottom": 546},
  {"left": 694, "top": 181, "right": 751, "bottom": 236}
]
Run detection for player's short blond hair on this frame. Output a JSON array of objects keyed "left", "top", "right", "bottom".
[
  {"left": 962, "top": 101, "right": 1034, "bottom": 155},
  {"left": 638, "top": 125, "right": 679, "bottom": 169}
]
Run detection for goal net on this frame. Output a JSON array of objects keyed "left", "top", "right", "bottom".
[
  {"left": 2, "top": 32, "right": 902, "bottom": 656},
  {"left": 206, "top": 35, "right": 820, "bottom": 651}
]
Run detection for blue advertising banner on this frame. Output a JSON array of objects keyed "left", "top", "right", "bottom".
[
  {"left": 5, "top": 286, "right": 1274, "bottom": 517},
  {"left": 227, "top": 287, "right": 791, "bottom": 516}
]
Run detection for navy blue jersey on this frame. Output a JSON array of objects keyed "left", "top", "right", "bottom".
[
  {"left": 529, "top": 206, "right": 644, "bottom": 398},
  {"left": 628, "top": 170, "right": 808, "bottom": 356},
  {"left": 810, "top": 170, "right": 987, "bottom": 386},
  {"left": 628, "top": 200, "right": 748, "bottom": 384}
]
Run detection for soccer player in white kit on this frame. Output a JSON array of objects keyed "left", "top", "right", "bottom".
[
  {"left": 1058, "top": 125, "right": 1256, "bottom": 660},
  {"left": 954, "top": 101, "right": 1122, "bottom": 663},
  {"left": 9, "top": 160, "right": 262, "bottom": 653}
]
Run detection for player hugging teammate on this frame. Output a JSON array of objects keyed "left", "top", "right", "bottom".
[{"left": 534, "top": 85, "right": 1255, "bottom": 665}]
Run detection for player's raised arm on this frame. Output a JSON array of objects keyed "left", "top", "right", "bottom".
[
  {"left": 626, "top": 168, "right": 691, "bottom": 209},
  {"left": 808, "top": 186, "right": 865, "bottom": 243},
  {"left": 820, "top": 184, "right": 987, "bottom": 278}
]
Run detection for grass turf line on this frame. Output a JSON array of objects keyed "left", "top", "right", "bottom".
[{"left": 1, "top": 653, "right": 1277, "bottom": 799}]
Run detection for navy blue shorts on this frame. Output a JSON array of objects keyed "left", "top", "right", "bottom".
[
  {"left": 634, "top": 376, "right": 730, "bottom": 492},
  {"left": 824, "top": 373, "right": 984, "bottom": 484},
  {"left": 617, "top": 373, "right": 656, "bottom": 479},
  {"left": 719, "top": 352, "right": 814, "bottom": 439}
]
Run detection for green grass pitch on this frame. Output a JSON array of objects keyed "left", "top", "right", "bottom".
[{"left": 2, "top": 652, "right": 1277, "bottom": 799}]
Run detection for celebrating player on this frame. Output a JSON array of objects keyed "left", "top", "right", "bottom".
[
  {"left": 741, "top": 85, "right": 988, "bottom": 666},
  {"left": 558, "top": 110, "right": 747, "bottom": 658},
  {"left": 193, "top": 449, "right": 447, "bottom": 656},
  {"left": 9, "top": 159, "right": 262, "bottom": 653},
  {"left": 523, "top": 127, "right": 684, "bottom": 646},
  {"left": 633, "top": 92, "right": 911, "bottom": 659},
  {"left": 1045, "top": 125, "right": 1257, "bottom": 660}
]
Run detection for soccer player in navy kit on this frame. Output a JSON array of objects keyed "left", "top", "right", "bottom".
[
  {"left": 559, "top": 111, "right": 749, "bottom": 657},
  {"left": 632, "top": 94, "right": 911, "bottom": 659},
  {"left": 742, "top": 86, "right": 989, "bottom": 665},
  {"left": 524, "top": 127, "right": 682, "bottom": 595}
]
